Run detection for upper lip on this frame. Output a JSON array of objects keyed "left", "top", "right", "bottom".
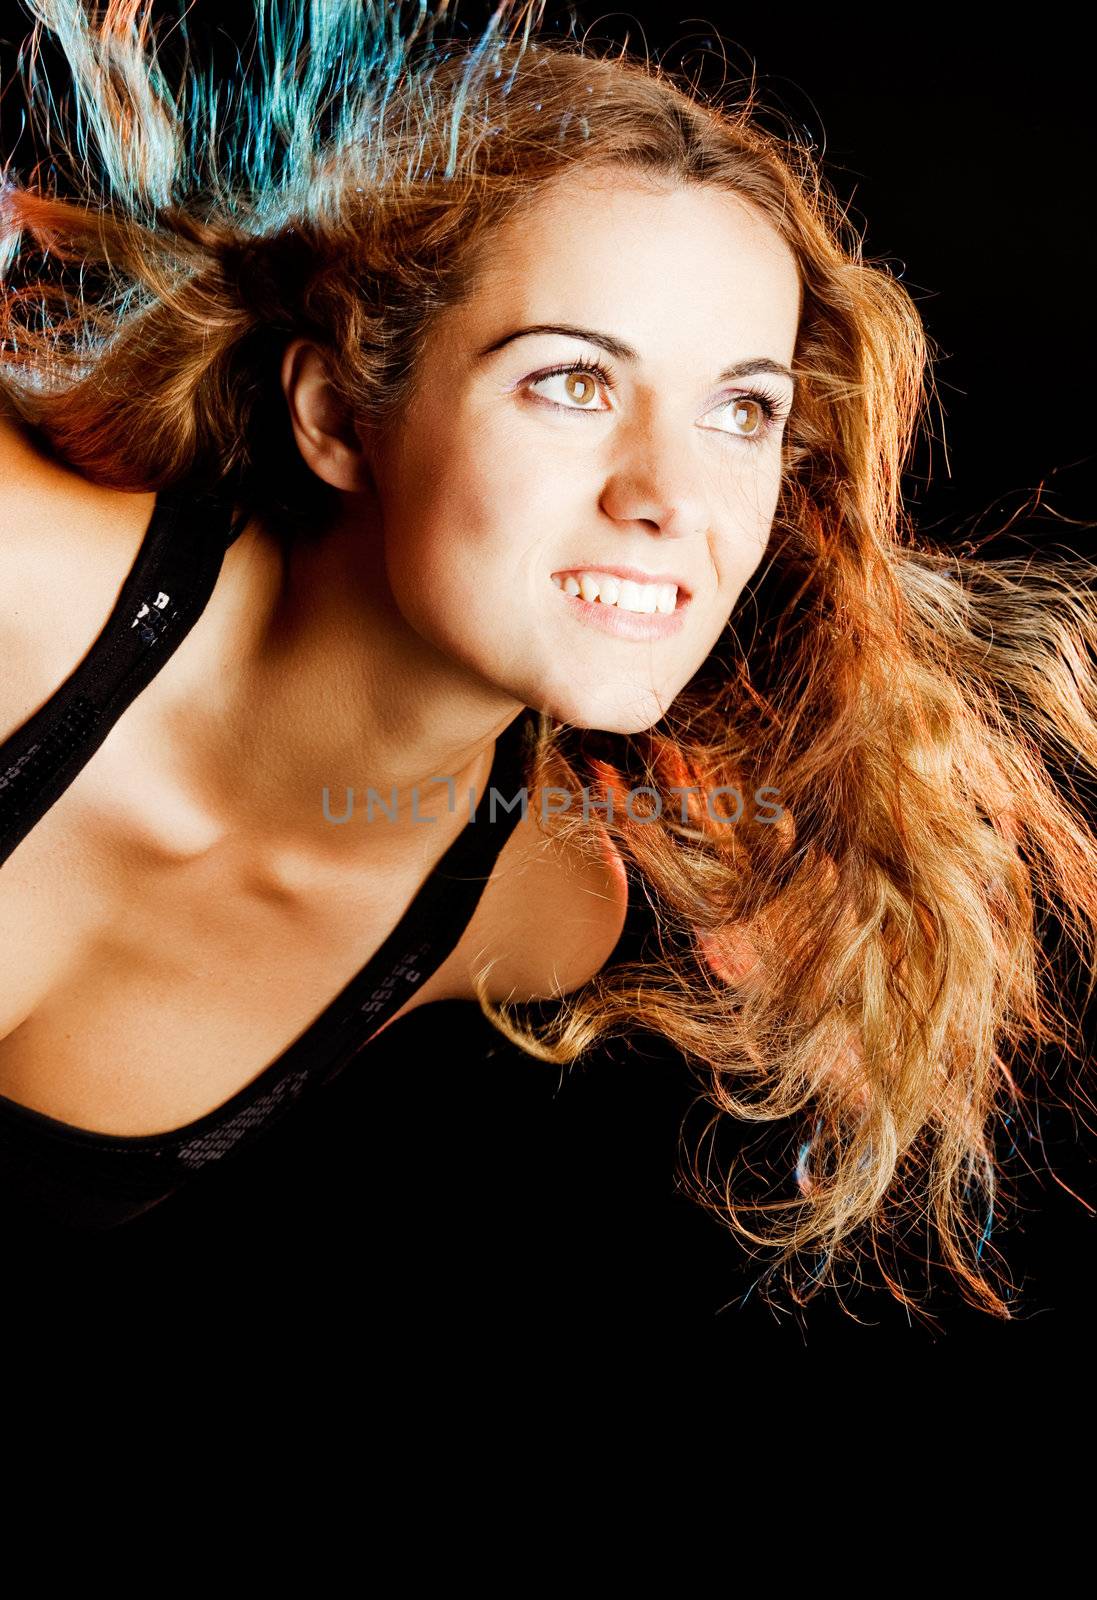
[{"left": 552, "top": 564, "right": 693, "bottom": 599}]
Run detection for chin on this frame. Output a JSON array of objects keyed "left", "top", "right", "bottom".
[{"left": 537, "top": 687, "right": 675, "bottom": 736}]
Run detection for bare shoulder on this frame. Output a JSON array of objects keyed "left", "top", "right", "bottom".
[{"left": 0, "top": 396, "right": 156, "bottom": 745}]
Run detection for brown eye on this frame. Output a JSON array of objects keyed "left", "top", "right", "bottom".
[
  {"left": 728, "top": 398, "right": 765, "bottom": 436},
  {"left": 526, "top": 360, "right": 614, "bottom": 412},
  {"left": 708, "top": 389, "right": 785, "bottom": 444},
  {"left": 564, "top": 371, "right": 596, "bottom": 404}
]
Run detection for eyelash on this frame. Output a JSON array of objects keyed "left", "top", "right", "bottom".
[{"left": 524, "top": 355, "right": 790, "bottom": 445}]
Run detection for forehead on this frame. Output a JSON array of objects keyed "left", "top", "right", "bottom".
[{"left": 456, "top": 167, "right": 802, "bottom": 356}]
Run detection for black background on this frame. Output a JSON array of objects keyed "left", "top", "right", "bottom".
[{"left": 1, "top": 2, "right": 1094, "bottom": 1371}]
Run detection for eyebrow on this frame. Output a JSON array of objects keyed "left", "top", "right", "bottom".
[{"left": 475, "top": 322, "right": 796, "bottom": 389}]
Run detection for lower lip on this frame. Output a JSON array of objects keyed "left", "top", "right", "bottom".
[{"left": 552, "top": 581, "right": 690, "bottom": 641}]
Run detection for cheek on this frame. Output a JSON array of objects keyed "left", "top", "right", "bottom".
[
  {"left": 369, "top": 402, "right": 552, "bottom": 655},
  {"left": 388, "top": 512, "right": 480, "bottom": 632},
  {"left": 718, "top": 456, "right": 782, "bottom": 568},
  {"left": 726, "top": 446, "right": 783, "bottom": 524},
  {"left": 386, "top": 424, "right": 557, "bottom": 600},
  {"left": 380, "top": 475, "right": 513, "bottom": 654},
  {"left": 377, "top": 427, "right": 471, "bottom": 577}
]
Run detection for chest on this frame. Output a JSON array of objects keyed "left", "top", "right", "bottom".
[{"left": 0, "top": 716, "right": 628, "bottom": 1136}]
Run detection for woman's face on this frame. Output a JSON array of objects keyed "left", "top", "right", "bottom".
[{"left": 365, "top": 168, "right": 802, "bottom": 732}]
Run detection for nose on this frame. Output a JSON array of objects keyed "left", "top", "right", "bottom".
[{"left": 598, "top": 411, "right": 709, "bottom": 539}]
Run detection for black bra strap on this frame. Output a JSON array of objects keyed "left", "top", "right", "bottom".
[{"left": 0, "top": 484, "right": 238, "bottom": 867}]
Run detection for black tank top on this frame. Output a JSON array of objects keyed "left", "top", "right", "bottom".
[{"left": 0, "top": 482, "right": 626, "bottom": 1229}]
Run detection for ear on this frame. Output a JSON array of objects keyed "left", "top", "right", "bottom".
[{"left": 280, "top": 337, "right": 375, "bottom": 494}]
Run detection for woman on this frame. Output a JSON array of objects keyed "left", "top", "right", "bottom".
[{"left": 1, "top": 0, "right": 1095, "bottom": 1323}]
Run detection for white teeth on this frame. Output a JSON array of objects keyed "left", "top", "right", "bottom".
[
  {"left": 618, "top": 579, "right": 656, "bottom": 613},
  {"left": 552, "top": 569, "right": 679, "bottom": 614}
]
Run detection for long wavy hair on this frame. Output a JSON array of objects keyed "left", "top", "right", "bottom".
[{"left": 3, "top": 0, "right": 1097, "bottom": 1326}]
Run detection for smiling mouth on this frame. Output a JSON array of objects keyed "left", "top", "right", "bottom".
[{"left": 549, "top": 570, "right": 689, "bottom": 615}]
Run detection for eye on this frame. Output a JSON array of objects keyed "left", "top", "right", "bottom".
[
  {"left": 705, "top": 386, "right": 790, "bottom": 446},
  {"left": 525, "top": 357, "right": 615, "bottom": 412}
]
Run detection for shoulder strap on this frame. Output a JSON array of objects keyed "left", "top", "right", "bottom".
[{"left": 0, "top": 483, "right": 239, "bottom": 868}]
